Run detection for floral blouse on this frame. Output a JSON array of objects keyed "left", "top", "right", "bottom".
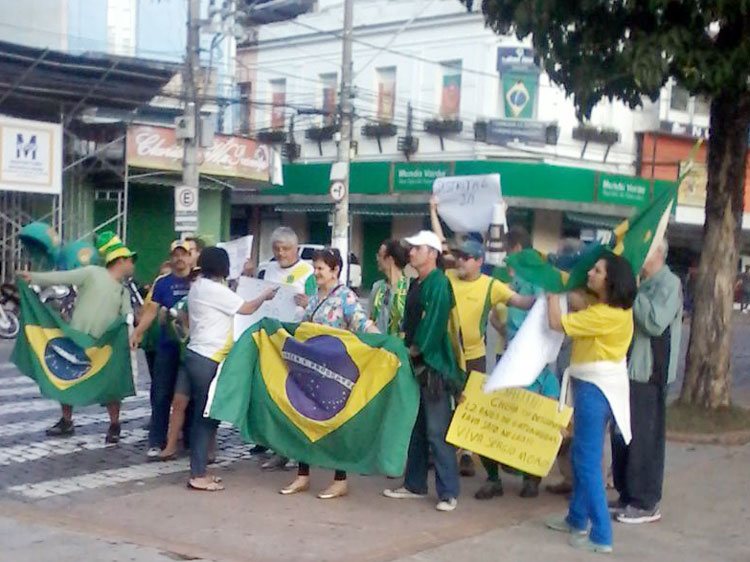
[{"left": 304, "top": 284, "right": 369, "bottom": 332}]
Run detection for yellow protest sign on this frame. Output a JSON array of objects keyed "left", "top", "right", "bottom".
[{"left": 446, "top": 371, "right": 573, "bottom": 477}]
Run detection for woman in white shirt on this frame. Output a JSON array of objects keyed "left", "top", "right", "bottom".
[{"left": 186, "top": 247, "right": 277, "bottom": 491}]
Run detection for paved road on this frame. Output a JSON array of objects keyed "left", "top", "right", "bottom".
[{"left": 0, "top": 319, "right": 749, "bottom": 562}]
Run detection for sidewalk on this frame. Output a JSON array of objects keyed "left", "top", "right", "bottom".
[{"left": 1, "top": 440, "right": 748, "bottom": 562}]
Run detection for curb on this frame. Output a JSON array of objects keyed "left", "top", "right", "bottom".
[{"left": 667, "top": 429, "right": 750, "bottom": 446}]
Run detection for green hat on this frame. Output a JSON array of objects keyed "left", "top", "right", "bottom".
[
  {"left": 19, "top": 221, "right": 61, "bottom": 263},
  {"left": 95, "top": 231, "right": 123, "bottom": 255},
  {"left": 104, "top": 242, "right": 137, "bottom": 265},
  {"left": 59, "top": 241, "right": 100, "bottom": 269}
]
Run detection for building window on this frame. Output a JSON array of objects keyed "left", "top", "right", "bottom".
[
  {"left": 270, "top": 79, "right": 286, "bottom": 130},
  {"left": 440, "top": 60, "right": 462, "bottom": 119},
  {"left": 320, "top": 73, "right": 338, "bottom": 126},
  {"left": 694, "top": 95, "right": 711, "bottom": 116},
  {"left": 376, "top": 67, "right": 396, "bottom": 123},
  {"left": 670, "top": 83, "right": 690, "bottom": 112},
  {"left": 239, "top": 82, "right": 252, "bottom": 135}
]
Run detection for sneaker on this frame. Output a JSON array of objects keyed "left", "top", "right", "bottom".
[
  {"left": 474, "top": 480, "right": 504, "bottom": 500},
  {"left": 546, "top": 514, "right": 587, "bottom": 535},
  {"left": 458, "top": 454, "right": 475, "bottom": 477},
  {"left": 520, "top": 478, "right": 540, "bottom": 498},
  {"left": 105, "top": 423, "right": 121, "bottom": 445},
  {"left": 46, "top": 417, "right": 74, "bottom": 437},
  {"left": 435, "top": 498, "right": 458, "bottom": 512},
  {"left": 261, "top": 454, "right": 289, "bottom": 471},
  {"left": 383, "top": 486, "right": 427, "bottom": 499},
  {"left": 607, "top": 498, "right": 628, "bottom": 517},
  {"left": 616, "top": 504, "right": 662, "bottom": 524},
  {"left": 545, "top": 481, "right": 573, "bottom": 495},
  {"left": 568, "top": 534, "right": 613, "bottom": 554},
  {"left": 284, "top": 459, "right": 299, "bottom": 470},
  {"left": 146, "top": 447, "right": 161, "bottom": 459},
  {"left": 249, "top": 444, "right": 269, "bottom": 457}
]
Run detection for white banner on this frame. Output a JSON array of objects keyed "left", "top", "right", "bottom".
[
  {"left": 0, "top": 115, "right": 62, "bottom": 195},
  {"left": 233, "top": 277, "right": 301, "bottom": 341},
  {"left": 433, "top": 173, "right": 502, "bottom": 233},
  {"left": 484, "top": 296, "right": 566, "bottom": 392},
  {"left": 217, "top": 235, "right": 254, "bottom": 280}
]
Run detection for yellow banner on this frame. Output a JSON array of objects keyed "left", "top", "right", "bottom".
[{"left": 446, "top": 371, "right": 572, "bottom": 477}]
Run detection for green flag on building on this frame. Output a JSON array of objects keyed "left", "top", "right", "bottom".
[
  {"left": 502, "top": 72, "right": 538, "bottom": 119},
  {"left": 206, "top": 319, "right": 419, "bottom": 476},
  {"left": 11, "top": 282, "right": 135, "bottom": 406}
]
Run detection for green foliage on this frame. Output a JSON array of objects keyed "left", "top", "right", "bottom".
[{"left": 469, "top": 0, "right": 750, "bottom": 118}]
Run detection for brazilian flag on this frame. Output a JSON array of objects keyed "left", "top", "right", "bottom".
[
  {"left": 496, "top": 185, "right": 677, "bottom": 291},
  {"left": 206, "top": 319, "right": 419, "bottom": 476},
  {"left": 11, "top": 282, "right": 135, "bottom": 406}
]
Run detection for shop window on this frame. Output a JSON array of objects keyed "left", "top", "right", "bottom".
[
  {"left": 270, "top": 78, "right": 286, "bottom": 129},
  {"left": 440, "top": 60, "right": 462, "bottom": 119},
  {"left": 376, "top": 67, "right": 396, "bottom": 123}
]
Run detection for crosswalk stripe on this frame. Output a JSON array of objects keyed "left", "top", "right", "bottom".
[
  {"left": 0, "top": 385, "right": 42, "bottom": 398},
  {"left": 0, "top": 429, "right": 149, "bottom": 466},
  {"left": 0, "top": 406, "right": 151, "bottom": 438},
  {"left": 0, "top": 376, "right": 31, "bottom": 386},
  {"left": 6, "top": 444, "right": 253, "bottom": 499},
  {"left": 0, "top": 392, "right": 148, "bottom": 417},
  {"left": 0, "top": 362, "right": 16, "bottom": 371}
]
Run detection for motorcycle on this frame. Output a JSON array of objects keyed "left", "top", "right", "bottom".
[{"left": 0, "top": 284, "right": 20, "bottom": 339}]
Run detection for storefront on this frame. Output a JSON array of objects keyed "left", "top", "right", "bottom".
[{"left": 232, "top": 159, "right": 674, "bottom": 289}]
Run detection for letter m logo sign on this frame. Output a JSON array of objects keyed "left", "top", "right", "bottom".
[{"left": 16, "top": 134, "right": 37, "bottom": 160}]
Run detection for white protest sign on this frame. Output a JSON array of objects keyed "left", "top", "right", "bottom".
[
  {"left": 484, "top": 296, "right": 567, "bottom": 392},
  {"left": 233, "top": 276, "right": 301, "bottom": 340},
  {"left": 433, "top": 173, "right": 502, "bottom": 233},
  {"left": 217, "top": 235, "right": 254, "bottom": 279}
]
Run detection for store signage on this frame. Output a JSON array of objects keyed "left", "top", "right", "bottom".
[
  {"left": 394, "top": 162, "right": 450, "bottom": 191},
  {"left": 174, "top": 185, "right": 199, "bottom": 232},
  {"left": 127, "top": 125, "right": 271, "bottom": 182},
  {"left": 497, "top": 46, "right": 537, "bottom": 74},
  {"left": 597, "top": 174, "right": 650, "bottom": 205},
  {"left": 0, "top": 115, "right": 62, "bottom": 194},
  {"left": 486, "top": 119, "right": 547, "bottom": 145}
]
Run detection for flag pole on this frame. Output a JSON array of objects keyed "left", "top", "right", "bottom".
[{"left": 126, "top": 313, "right": 138, "bottom": 389}]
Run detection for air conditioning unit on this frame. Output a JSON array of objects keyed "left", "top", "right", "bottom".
[{"left": 175, "top": 116, "right": 195, "bottom": 140}]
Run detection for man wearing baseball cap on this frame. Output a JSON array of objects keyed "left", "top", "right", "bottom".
[
  {"left": 384, "top": 230, "right": 463, "bottom": 512},
  {"left": 445, "top": 237, "right": 535, "bottom": 493},
  {"left": 130, "top": 240, "right": 193, "bottom": 458}
]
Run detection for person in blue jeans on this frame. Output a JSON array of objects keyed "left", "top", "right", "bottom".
[
  {"left": 545, "top": 253, "right": 637, "bottom": 554},
  {"left": 131, "top": 240, "right": 193, "bottom": 458}
]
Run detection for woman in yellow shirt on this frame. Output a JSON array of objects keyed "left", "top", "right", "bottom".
[{"left": 545, "top": 252, "right": 636, "bottom": 554}]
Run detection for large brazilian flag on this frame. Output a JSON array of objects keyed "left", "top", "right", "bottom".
[
  {"left": 11, "top": 282, "right": 135, "bottom": 406},
  {"left": 206, "top": 319, "right": 419, "bottom": 476}
]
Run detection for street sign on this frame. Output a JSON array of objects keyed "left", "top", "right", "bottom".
[
  {"left": 174, "top": 185, "right": 199, "bottom": 232},
  {"left": 329, "top": 180, "right": 346, "bottom": 202}
]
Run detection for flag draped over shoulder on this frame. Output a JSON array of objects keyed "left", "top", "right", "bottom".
[
  {"left": 206, "top": 319, "right": 419, "bottom": 476},
  {"left": 11, "top": 282, "right": 135, "bottom": 406}
]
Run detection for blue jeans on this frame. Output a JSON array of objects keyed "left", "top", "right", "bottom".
[
  {"left": 149, "top": 345, "right": 180, "bottom": 448},
  {"left": 404, "top": 383, "right": 459, "bottom": 501},
  {"left": 567, "top": 379, "right": 613, "bottom": 546},
  {"left": 184, "top": 350, "right": 220, "bottom": 478}
]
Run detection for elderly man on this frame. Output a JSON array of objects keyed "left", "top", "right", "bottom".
[{"left": 610, "top": 239, "right": 682, "bottom": 524}]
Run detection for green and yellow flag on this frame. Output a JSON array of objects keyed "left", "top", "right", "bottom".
[
  {"left": 206, "top": 319, "right": 419, "bottom": 476},
  {"left": 11, "top": 282, "right": 135, "bottom": 406}
]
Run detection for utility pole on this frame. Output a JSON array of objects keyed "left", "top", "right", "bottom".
[
  {"left": 331, "top": 0, "right": 354, "bottom": 281},
  {"left": 181, "top": 0, "right": 202, "bottom": 238}
]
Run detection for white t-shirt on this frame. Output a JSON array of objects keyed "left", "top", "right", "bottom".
[
  {"left": 259, "top": 259, "right": 316, "bottom": 296},
  {"left": 187, "top": 277, "right": 244, "bottom": 362}
]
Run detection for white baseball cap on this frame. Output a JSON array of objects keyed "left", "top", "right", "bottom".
[{"left": 404, "top": 230, "right": 443, "bottom": 253}]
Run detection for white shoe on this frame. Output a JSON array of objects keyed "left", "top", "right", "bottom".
[
  {"left": 436, "top": 498, "right": 458, "bottom": 512},
  {"left": 383, "top": 486, "right": 426, "bottom": 499},
  {"left": 146, "top": 447, "right": 160, "bottom": 459}
]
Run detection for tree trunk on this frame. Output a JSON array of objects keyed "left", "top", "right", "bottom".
[{"left": 680, "top": 93, "right": 750, "bottom": 409}]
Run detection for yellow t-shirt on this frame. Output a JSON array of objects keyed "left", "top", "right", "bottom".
[
  {"left": 561, "top": 303, "right": 634, "bottom": 365},
  {"left": 446, "top": 270, "right": 515, "bottom": 361}
]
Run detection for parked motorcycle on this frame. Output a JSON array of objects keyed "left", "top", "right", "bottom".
[{"left": 0, "top": 284, "right": 20, "bottom": 339}]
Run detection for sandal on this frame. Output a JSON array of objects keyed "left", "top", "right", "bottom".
[
  {"left": 158, "top": 451, "right": 177, "bottom": 462},
  {"left": 187, "top": 479, "right": 225, "bottom": 492}
]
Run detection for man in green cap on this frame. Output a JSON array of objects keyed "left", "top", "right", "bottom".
[{"left": 18, "top": 243, "right": 136, "bottom": 443}]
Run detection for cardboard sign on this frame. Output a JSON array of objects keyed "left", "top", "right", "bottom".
[
  {"left": 217, "top": 235, "right": 253, "bottom": 279},
  {"left": 447, "top": 372, "right": 572, "bottom": 477},
  {"left": 433, "top": 174, "right": 502, "bottom": 232}
]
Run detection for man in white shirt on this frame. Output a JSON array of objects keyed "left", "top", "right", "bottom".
[{"left": 249, "top": 226, "right": 317, "bottom": 468}]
